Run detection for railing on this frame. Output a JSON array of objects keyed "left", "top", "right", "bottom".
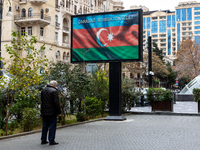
[
  {"left": 19, "top": 0, "right": 27, "bottom": 2},
  {"left": 14, "top": 13, "right": 51, "bottom": 22},
  {"left": 56, "top": 5, "right": 60, "bottom": 9},
  {"left": 56, "top": 22, "right": 60, "bottom": 28},
  {"left": 63, "top": 26, "right": 69, "bottom": 31}
]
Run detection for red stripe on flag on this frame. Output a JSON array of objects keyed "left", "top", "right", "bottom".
[{"left": 72, "top": 25, "right": 138, "bottom": 49}]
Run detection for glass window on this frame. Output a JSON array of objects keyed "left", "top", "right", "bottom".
[
  {"left": 152, "top": 35, "right": 158, "bottom": 38},
  {"left": 28, "top": 27, "right": 32, "bottom": 36},
  {"left": 195, "top": 21, "right": 200, "bottom": 25},
  {"left": 183, "top": 37, "right": 186, "bottom": 40},
  {"left": 182, "top": 23, "right": 186, "bottom": 26},
  {"left": 176, "top": 9, "right": 181, "bottom": 21},
  {"left": 183, "top": 32, "right": 186, "bottom": 35},
  {"left": 22, "top": 9, "right": 26, "bottom": 18},
  {"left": 153, "top": 40, "right": 158, "bottom": 42},
  {"left": 195, "top": 26, "right": 200, "bottom": 29},
  {"left": 21, "top": 27, "right": 25, "bottom": 36},
  {"left": 173, "top": 33, "right": 175, "bottom": 36},
  {"left": 168, "top": 29, "right": 171, "bottom": 55},
  {"left": 189, "top": 27, "right": 192, "bottom": 30},
  {"left": 160, "top": 16, "right": 166, "bottom": 19},
  {"left": 195, "top": 16, "right": 200, "bottom": 20},
  {"left": 195, "top": 31, "right": 200, "bottom": 34},
  {"left": 182, "top": 28, "right": 186, "bottom": 31},
  {"left": 143, "top": 18, "right": 146, "bottom": 29},
  {"left": 147, "top": 31, "right": 150, "bottom": 40},
  {"left": 151, "top": 21, "right": 158, "bottom": 33},
  {"left": 182, "top": 9, "right": 186, "bottom": 21},
  {"left": 143, "top": 31, "right": 146, "bottom": 34},
  {"left": 143, "top": 36, "right": 145, "bottom": 38},
  {"left": 163, "top": 53, "right": 166, "bottom": 56},
  {"left": 187, "top": 8, "right": 192, "bottom": 21},
  {"left": 159, "top": 20, "right": 166, "bottom": 33},
  {"left": 161, "top": 44, "right": 166, "bottom": 46},
  {"left": 195, "top": 12, "right": 200, "bottom": 15},
  {"left": 195, "top": 36, "right": 200, "bottom": 44},
  {"left": 194, "top": 7, "right": 200, "bottom": 10},
  {"left": 177, "top": 23, "right": 180, "bottom": 48},
  {"left": 172, "top": 15, "right": 175, "bottom": 27},
  {"left": 161, "top": 39, "right": 166, "bottom": 42},
  {"left": 167, "top": 16, "right": 171, "bottom": 28},
  {"left": 147, "top": 17, "right": 151, "bottom": 29},
  {"left": 152, "top": 17, "right": 157, "bottom": 20},
  {"left": 162, "top": 48, "right": 166, "bottom": 51},
  {"left": 28, "top": 8, "right": 33, "bottom": 17},
  {"left": 160, "top": 34, "right": 166, "bottom": 37},
  {"left": 40, "top": 27, "right": 43, "bottom": 36},
  {"left": 188, "top": 22, "right": 192, "bottom": 26},
  {"left": 55, "top": 32, "right": 58, "bottom": 41}
]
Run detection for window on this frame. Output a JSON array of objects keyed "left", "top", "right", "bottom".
[
  {"left": 167, "top": 16, "right": 171, "bottom": 28},
  {"left": 55, "top": 32, "right": 58, "bottom": 41},
  {"left": 183, "top": 37, "right": 186, "bottom": 40},
  {"left": 195, "top": 16, "right": 200, "bottom": 20},
  {"left": 56, "top": 51, "right": 60, "bottom": 60},
  {"left": 40, "top": 27, "right": 43, "bottom": 36},
  {"left": 41, "top": 9, "right": 44, "bottom": 19},
  {"left": 143, "top": 18, "right": 146, "bottom": 29},
  {"left": 161, "top": 44, "right": 166, "bottom": 47},
  {"left": 152, "top": 17, "right": 157, "bottom": 20},
  {"left": 195, "top": 31, "right": 200, "bottom": 34},
  {"left": 187, "top": 8, "right": 192, "bottom": 21},
  {"left": 173, "top": 48, "right": 176, "bottom": 51},
  {"left": 160, "top": 34, "right": 166, "bottom": 37},
  {"left": 172, "top": 29, "right": 175, "bottom": 32},
  {"left": 147, "top": 17, "right": 151, "bottom": 29},
  {"left": 152, "top": 35, "right": 158, "bottom": 38},
  {"left": 143, "top": 31, "right": 146, "bottom": 34},
  {"left": 194, "top": 7, "right": 200, "bottom": 10},
  {"left": 182, "top": 9, "right": 186, "bottom": 21},
  {"left": 195, "top": 26, "right": 200, "bottom": 29},
  {"left": 188, "top": 22, "right": 192, "bottom": 26},
  {"left": 173, "top": 43, "right": 176, "bottom": 46},
  {"left": 162, "top": 48, "right": 166, "bottom": 51},
  {"left": 177, "top": 23, "right": 180, "bottom": 48},
  {"left": 153, "top": 40, "right": 158, "bottom": 42},
  {"left": 160, "top": 16, "right": 166, "bottom": 19},
  {"left": 147, "top": 31, "right": 150, "bottom": 40},
  {"left": 173, "top": 39, "right": 176, "bottom": 42},
  {"left": 173, "top": 34, "right": 176, "bottom": 36},
  {"left": 189, "top": 32, "right": 192, "bottom": 35},
  {"left": 182, "top": 23, "right": 186, "bottom": 26},
  {"left": 22, "top": 9, "right": 26, "bottom": 18},
  {"left": 183, "top": 32, "right": 186, "bottom": 35},
  {"left": 163, "top": 53, "right": 166, "bottom": 56},
  {"left": 143, "top": 36, "right": 145, "bottom": 38},
  {"left": 159, "top": 20, "right": 166, "bottom": 33},
  {"left": 28, "top": 8, "right": 33, "bottom": 17},
  {"left": 151, "top": 21, "right": 158, "bottom": 33},
  {"left": 63, "top": 52, "right": 67, "bottom": 61},
  {"left": 28, "top": 27, "right": 32, "bottom": 36},
  {"left": 176, "top": 9, "right": 181, "bottom": 21},
  {"left": 195, "top": 21, "right": 200, "bottom": 25},
  {"left": 161, "top": 39, "right": 166, "bottom": 42},
  {"left": 195, "top": 12, "right": 200, "bottom": 15},
  {"left": 21, "top": 27, "right": 25, "bottom": 36},
  {"left": 182, "top": 28, "right": 186, "bottom": 31},
  {"left": 172, "top": 15, "right": 175, "bottom": 27},
  {"left": 189, "top": 27, "right": 192, "bottom": 30},
  {"left": 74, "top": 5, "right": 77, "bottom": 14},
  {"left": 130, "top": 73, "right": 134, "bottom": 79}
]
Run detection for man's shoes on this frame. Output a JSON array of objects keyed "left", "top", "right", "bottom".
[
  {"left": 41, "top": 141, "right": 49, "bottom": 144},
  {"left": 49, "top": 142, "right": 59, "bottom": 145}
]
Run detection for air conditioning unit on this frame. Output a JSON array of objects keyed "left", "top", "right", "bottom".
[
  {"left": 16, "top": 6, "right": 20, "bottom": 11},
  {"left": 45, "top": 8, "right": 49, "bottom": 12}
]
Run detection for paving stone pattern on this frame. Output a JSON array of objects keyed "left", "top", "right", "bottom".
[{"left": 1, "top": 115, "right": 200, "bottom": 150}]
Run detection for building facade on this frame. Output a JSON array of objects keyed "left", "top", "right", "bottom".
[{"left": 1, "top": 0, "right": 124, "bottom": 69}]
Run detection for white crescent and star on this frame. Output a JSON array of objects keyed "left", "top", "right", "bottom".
[{"left": 96, "top": 28, "right": 114, "bottom": 47}]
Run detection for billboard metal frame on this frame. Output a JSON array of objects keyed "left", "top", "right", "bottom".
[{"left": 71, "top": 9, "right": 143, "bottom": 63}]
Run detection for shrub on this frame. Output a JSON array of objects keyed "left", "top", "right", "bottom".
[
  {"left": 193, "top": 88, "right": 200, "bottom": 102},
  {"left": 76, "top": 112, "right": 87, "bottom": 122},
  {"left": 81, "top": 97, "right": 102, "bottom": 118},
  {"left": 21, "top": 107, "right": 39, "bottom": 132},
  {"left": 147, "top": 88, "right": 173, "bottom": 102}
]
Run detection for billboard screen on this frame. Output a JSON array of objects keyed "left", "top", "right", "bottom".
[{"left": 71, "top": 9, "right": 143, "bottom": 63}]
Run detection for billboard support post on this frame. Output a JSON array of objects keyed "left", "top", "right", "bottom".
[{"left": 104, "top": 62, "right": 126, "bottom": 121}]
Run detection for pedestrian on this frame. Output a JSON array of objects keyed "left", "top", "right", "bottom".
[{"left": 41, "top": 80, "right": 61, "bottom": 145}]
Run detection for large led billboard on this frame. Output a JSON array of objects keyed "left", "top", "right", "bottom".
[{"left": 71, "top": 9, "right": 143, "bottom": 63}]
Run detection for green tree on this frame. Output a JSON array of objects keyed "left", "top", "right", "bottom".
[
  {"left": 0, "top": 31, "right": 49, "bottom": 135},
  {"left": 166, "top": 62, "right": 176, "bottom": 88},
  {"left": 152, "top": 42, "right": 164, "bottom": 61}
]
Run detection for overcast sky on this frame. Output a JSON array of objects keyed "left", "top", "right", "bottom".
[{"left": 122, "top": 0, "right": 200, "bottom": 11}]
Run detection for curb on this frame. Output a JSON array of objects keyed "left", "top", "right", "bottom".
[
  {"left": 0, "top": 118, "right": 104, "bottom": 141},
  {"left": 130, "top": 111, "right": 200, "bottom": 116}
]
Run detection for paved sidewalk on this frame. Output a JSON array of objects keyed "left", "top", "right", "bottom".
[
  {"left": 130, "top": 101, "right": 198, "bottom": 114},
  {"left": 1, "top": 114, "right": 200, "bottom": 150}
]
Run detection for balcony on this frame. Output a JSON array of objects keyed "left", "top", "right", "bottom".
[
  {"left": 19, "top": 0, "right": 27, "bottom": 4},
  {"left": 14, "top": 13, "right": 51, "bottom": 27},
  {"left": 62, "top": 43, "right": 70, "bottom": 47},
  {"left": 29, "top": 0, "right": 47, "bottom": 5},
  {"left": 55, "top": 22, "right": 60, "bottom": 28},
  {"left": 56, "top": 5, "right": 60, "bottom": 11},
  {"left": 63, "top": 26, "right": 69, "bottom": 33},
  {"left": 62, "top": 7, "right": 74, "bottom": 15}
]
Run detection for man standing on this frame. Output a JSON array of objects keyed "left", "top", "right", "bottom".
[{"left": 41, "top": 80, "right": 61, "bottom": 145}]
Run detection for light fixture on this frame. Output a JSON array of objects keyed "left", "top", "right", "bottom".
[{"left": 6, "top": 6, "right": 13, "bottom": 16}]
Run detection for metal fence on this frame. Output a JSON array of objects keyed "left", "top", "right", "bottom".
[{"left": 14, "top": 13, "right": 51, "bottom": 22}]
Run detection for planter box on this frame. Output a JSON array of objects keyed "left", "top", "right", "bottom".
[
  {"left": 198, "top": 101, "right": 200, "bottom": 113},
  {"left": 152, "top": 100, "right": 173, "bottom": 112}
]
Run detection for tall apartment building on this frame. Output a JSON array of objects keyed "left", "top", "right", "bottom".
[
  {"left": 1, "top": 0, "right": 124, "bottom": 69},
  {"left": 131, "top": 1, "right": 200, "bottom": 61}
]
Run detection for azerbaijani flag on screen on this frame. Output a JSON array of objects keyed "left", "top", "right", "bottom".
[{"left": 71, "top": 11, "right": 139, "bottom": 62}]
